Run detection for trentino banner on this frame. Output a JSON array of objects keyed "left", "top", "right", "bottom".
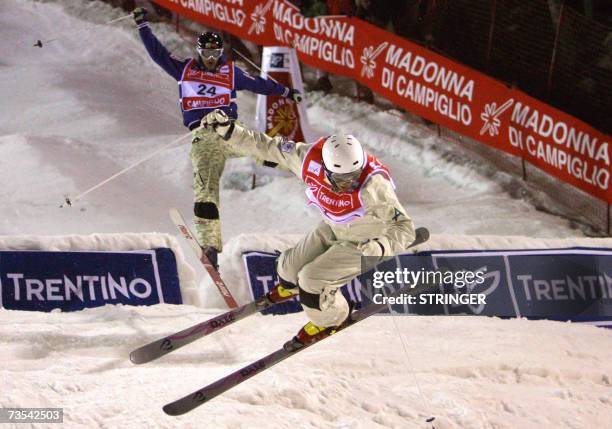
[
  {"left": 0, "top": 248, "right": 182, "bottom": 312},
  {"left": 242, "top": 248, "right": 612, "bottom": 326}
]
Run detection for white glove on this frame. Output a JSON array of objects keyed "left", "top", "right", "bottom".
[
  {"left": 358, "top": 238, "right": 385, "bottom": 257},
  {"left": 204, "top": 109, "right": 233, "bottom": 139}
]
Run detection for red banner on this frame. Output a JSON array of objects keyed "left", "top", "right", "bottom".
[{"left": 152, "top": 0, "right": 611, "bottom": 202}]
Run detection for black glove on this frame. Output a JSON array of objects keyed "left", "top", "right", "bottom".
[
  {"left": 287, "top": 89, "right": 303, "bottom": 104},
  {"left": 133, "top": 7, "right": 148, "bottom": 25}
]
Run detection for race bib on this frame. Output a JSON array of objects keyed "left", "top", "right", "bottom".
[{"left": 179, "top": 60, "right": 234, "bottom": 111}]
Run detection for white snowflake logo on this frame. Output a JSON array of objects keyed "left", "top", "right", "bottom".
[
  {"left": 480, "top": 99, "right": 514, "bottom": 136},
  {"left": 248, "top": 0, "right": 273, "bottom": 35},
  {"left": 360, "top": 42, "right": 388, "bottom": 79}
]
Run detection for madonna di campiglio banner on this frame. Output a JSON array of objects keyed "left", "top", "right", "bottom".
[{"left": 152, "top": 0, "right": 611, "bottom": 202}]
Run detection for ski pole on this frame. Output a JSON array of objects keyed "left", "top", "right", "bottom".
[
  {"left": 34, "top": 14, "right": 132, "bottom": 48},
  {"left": 60, "top": 131, "right": 191, "bottom": 208},
  {"left": 232, "top": 47, "right": 319, "bottom": 110},
  {"left": 231, "top": 48, "right": 280, "bottom": 85}
]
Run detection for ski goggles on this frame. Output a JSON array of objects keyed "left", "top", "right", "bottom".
[
  {"left": 324, "top": 167, "right": 362, "bottom": 192},
  {"left": 197, "top": 47, "right": 223, "bottom": 60}
]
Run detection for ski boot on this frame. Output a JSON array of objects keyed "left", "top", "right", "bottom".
[
  {"left": 284, "top": 300, "right": 355, "bottom": 351},
  {"left": 284, "top": 322, "right": 341, "bottom": 352},
  {"left": 284, "top": 317, "right": 352, "bottom": 352},
  {"left": 256, "top": 281, "right": 299, "bottom": 308}
]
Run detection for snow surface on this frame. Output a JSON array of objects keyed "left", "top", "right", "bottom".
[
  {"left": 3, "top": 304, "right": 612, "bottom": 429},
  {"left": 1, "top": 0, "right": 611, "bottom": 428}
]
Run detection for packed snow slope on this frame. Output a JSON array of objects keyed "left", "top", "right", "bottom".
[
  {"left": 1, "top": 1, "right": 611, "bottom": 428},
  {"left": 3, "top": 304, "right": 612, "bottom": 429}
]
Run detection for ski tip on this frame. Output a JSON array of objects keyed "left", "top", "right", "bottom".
[
  {"left": 129, "top": 351, "right": 146, "bottom": 365},
  {"left": 162, "top": 403, "right": 185, "bottom": 416},
  {"left": 415, "top": 227, "right": 430, "bottom": 242}
]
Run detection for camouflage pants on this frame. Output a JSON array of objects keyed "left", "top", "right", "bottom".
[{"left": 189, "top": 126, "right": 241, "bottom": 252}]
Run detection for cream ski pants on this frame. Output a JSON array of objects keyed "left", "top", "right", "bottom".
[{"left": 277, "top": 221, "right": 365, "bottom": 327}]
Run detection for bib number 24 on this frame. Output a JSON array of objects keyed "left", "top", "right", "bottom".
[{"left": 197, "top": 84, "right": 217, "bottom": 96}]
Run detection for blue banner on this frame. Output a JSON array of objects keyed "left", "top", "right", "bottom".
[
  {"left": 424, "top": 249, "right": 612, "bottom": 322},
  {"left": 0, "top": 248, "right": 182, "bottom": 312},
  {"left": 242, "top": 248, "right": 612, "bottom": 327}
]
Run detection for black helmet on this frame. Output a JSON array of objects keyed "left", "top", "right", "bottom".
[
  {"left": 196, "top": 32, "right": 223, "bottom": 70},
  {"left": 197, "top": 32, "right": 223, "bottom": 50}
]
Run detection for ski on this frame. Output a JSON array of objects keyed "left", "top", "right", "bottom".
[
  {"left": 130, "top": 299, "right": 268, "bottom": 365},
  {"left": 162, "top": 279, "right": 433, "bottom": 416},
  {"left": 169, "top": 207, "right": 238, "bottom": 309},
  {"left": 129, "top": 227, "right": 429, "bottom": 365}
]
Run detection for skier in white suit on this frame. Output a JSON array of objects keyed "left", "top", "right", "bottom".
[{"left": 204, "top": 110, "right": 416, "bottom": 346}]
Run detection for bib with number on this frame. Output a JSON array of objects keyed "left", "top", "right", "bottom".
[
  {"left": 300, "top": 138, "right": 392, "bottom": 224},
  {"left": 179, "top": 60, "right": 234, "bottom": 111}
]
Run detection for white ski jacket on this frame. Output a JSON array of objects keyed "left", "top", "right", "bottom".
[{"left": 223, "top": 122, "right": 416, "bottom": 256}]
